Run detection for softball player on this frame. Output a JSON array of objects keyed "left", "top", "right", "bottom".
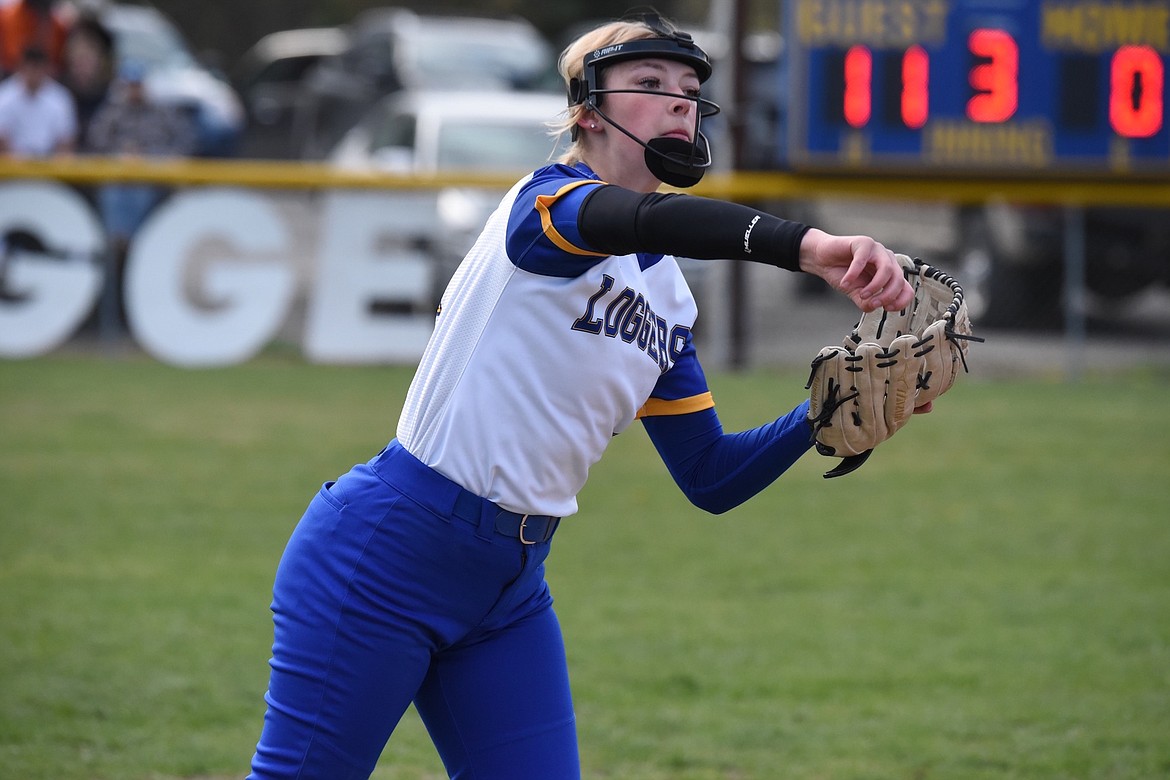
[{"left": 248, "top": 15, "right": 913, "bottom": 780}]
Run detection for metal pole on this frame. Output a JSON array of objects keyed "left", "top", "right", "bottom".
[
  {"left": 728, "top": 0, "right": 750, "bottom": 369},
  {"left": 1063, "top": 204, "right": 1087, "bottom": 382}
]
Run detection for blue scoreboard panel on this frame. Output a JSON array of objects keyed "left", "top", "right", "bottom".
[{"left": 784, "top": 0, "right": 1170, "bottom": 176}]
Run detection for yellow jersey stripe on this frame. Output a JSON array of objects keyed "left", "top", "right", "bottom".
[
  {"left": 636, "top": 392, "right": 715, "bottom": 419},
  {"left": 535, "top": 180, "right": 610, "bottom": 257}
]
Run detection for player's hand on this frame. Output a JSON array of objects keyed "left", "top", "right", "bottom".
[{"left": 797, "top": 229, "right": 914, "bottom": 312}]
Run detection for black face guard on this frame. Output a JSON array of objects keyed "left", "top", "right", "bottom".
[{"left": 568, "top": 33, "right": 721, "bottom": 187}]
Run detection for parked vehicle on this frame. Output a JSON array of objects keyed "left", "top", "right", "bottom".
[
  {"left": 328, "top": 88, "right": 568, "bottom": 303},
  {"left": 328, "top": 89, "right": 567, "bottom": 174},
  {"left": 233, "top": 26, "right": 346, "bottom": 158},
  {"left": 291, "top": 10, "right": 557, "bottom": 159},
  {"left": 955, "top": 203, "right": 1170, "bottom": 329}
]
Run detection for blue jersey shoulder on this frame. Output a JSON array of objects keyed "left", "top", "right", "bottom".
[
  {"left": 505, "top": 163, "right": 603, "bottom": 277},
  {"left": 505, "top": 163, "right": 666, "bottom": 277}
]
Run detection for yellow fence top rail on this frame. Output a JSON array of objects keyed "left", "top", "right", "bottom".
[{"left": 2, "top": 156, "right": 1168, "bottom": 207}]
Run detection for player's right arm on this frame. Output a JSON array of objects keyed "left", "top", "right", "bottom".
[
  {"left": 577, "top": 185, "right": 913, "bottom": 312},
  {"left": 506, "top": 172, "right": 810, "bottom": 277},
  {"left": 578, "top": 185, "right": 810, "bottom": 271}
]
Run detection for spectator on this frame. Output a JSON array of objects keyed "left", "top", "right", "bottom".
[
  {"left": 0, "top": 45, "right": 77, "bottom": 157},
  {"left": 60, "top": 11, "right": 113, "bottom": 140},
  {"left": 84, "top": 59, "right": 196, "bottom": 331},
  {"left": 0, "top": 0, "right": 71, "bottom": 76}
]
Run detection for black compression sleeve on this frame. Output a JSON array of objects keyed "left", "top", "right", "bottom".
[{"left": 577, "top": 185, "right": 811, "bottom": 272}]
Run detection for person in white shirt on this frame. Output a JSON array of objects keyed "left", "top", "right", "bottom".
[{"left": 0, "top": 45, "right": 77, "bottom": 157}]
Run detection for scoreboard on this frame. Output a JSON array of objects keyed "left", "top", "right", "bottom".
[{"left": 783, "top": 0, "right": 1170, "bottom": 176}]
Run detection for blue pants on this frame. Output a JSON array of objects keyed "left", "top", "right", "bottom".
[
  {"left": 248, "top": 441, "right": 580, "bottom": 779},
  {"left": 97, "top": 184, "right": 164, "bottom": 240}
]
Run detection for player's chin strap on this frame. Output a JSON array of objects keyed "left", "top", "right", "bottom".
[
  {"left": 583, "top": 95, "right": 716, "bottom": 188},
  {"left": 644, "top": 136, "right": 711, "bottom": 188}
]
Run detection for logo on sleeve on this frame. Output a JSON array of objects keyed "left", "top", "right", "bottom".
[{"left": 742, "top": 214, "right": 761, "bottom": 254}]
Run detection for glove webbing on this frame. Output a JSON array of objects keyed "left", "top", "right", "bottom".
[{"left": 911, "top": 261, "right": 985, "bottom": 374}]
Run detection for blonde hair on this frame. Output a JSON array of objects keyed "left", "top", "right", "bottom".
[{"left": 549, "top": 19, "right": 669, "bottom": 165}]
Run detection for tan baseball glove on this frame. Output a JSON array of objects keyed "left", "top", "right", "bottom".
[{"left": 806, "top": 254, "right": 981, "bottom": 478}]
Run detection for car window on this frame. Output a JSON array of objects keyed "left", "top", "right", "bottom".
[
  {"left": 251, "top": 55, "right": 328, "bottom": 87},
  {"left": 370, "top": 111, "right": 416, "bottom": 153},
  {"left": 402, "top": 28, "right": 552, "bottom": 89},
  {"left": 106, "top": 11, "right": 195, "bottom": 71},
  {"left": 344, "top": 38, "right": 397, "bottom": 83}
]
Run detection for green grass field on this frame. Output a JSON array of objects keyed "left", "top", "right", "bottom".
[{"left": 2, "top": 354, "right": 1168, "bottom": 780}]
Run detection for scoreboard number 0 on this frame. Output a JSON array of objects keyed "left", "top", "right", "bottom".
[{"left": 1111, "top": 45, "right": 1164, "bottom": 138}]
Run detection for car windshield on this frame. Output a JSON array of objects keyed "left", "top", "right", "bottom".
[
  {"left": 436, "top": 119, "right": 559, "bottom": 172},
  {"left": 106, "top": 10, "right": 196, "bottom": 71}
]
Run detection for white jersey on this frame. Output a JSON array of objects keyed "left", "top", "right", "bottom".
[{"left": 397, "top": 163, "right": 714, "bottom": 517}]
